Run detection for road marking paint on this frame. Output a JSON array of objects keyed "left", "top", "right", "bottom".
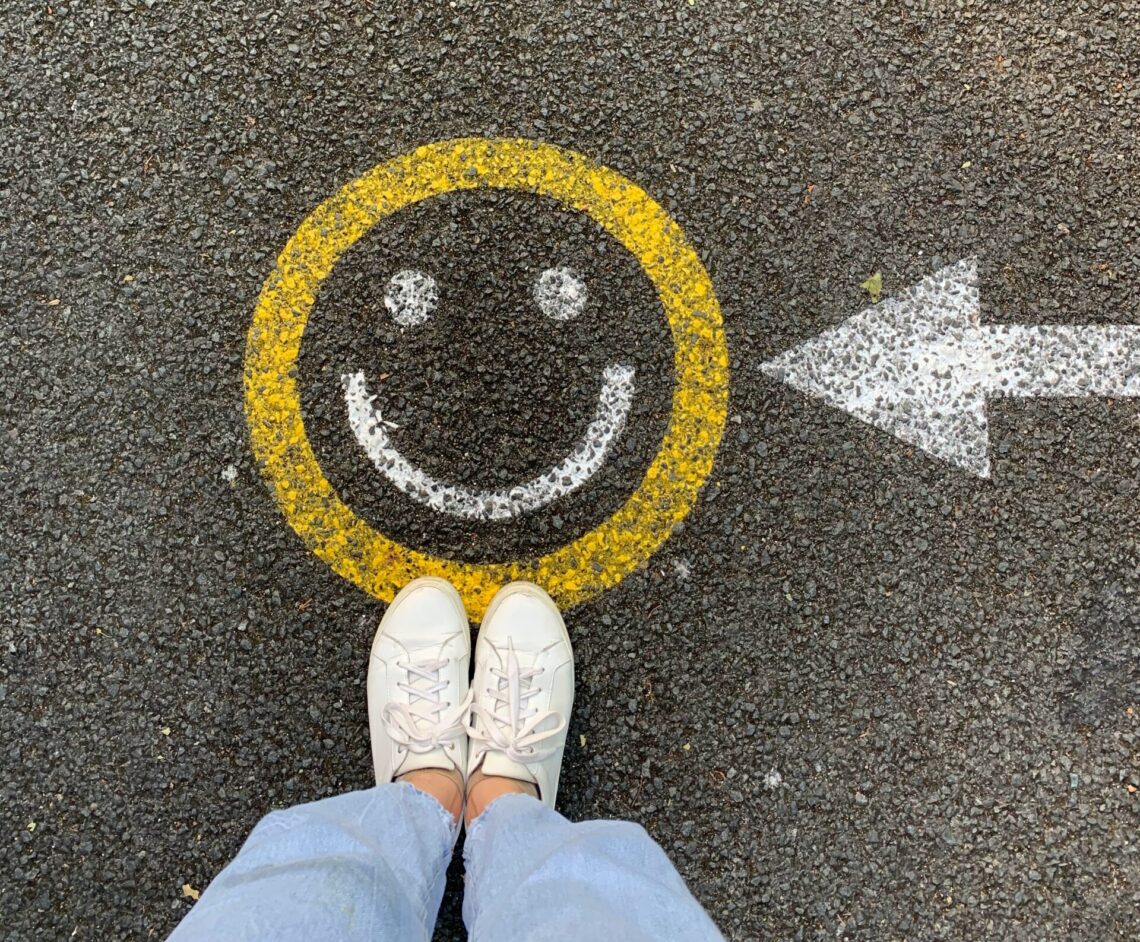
[
  {"left": 534, "top": 266, "right": 588, "bottom": 321},
  {"left": 383, "top": 269, "right": 438, "bottom": 326},
  {"left": 342, "top": 363, "right": 636, "bottom": 520},
  {"left": 762, "top": 258, "right": 1140, "bottom": 477},
  {"left": 244, "top": 137, "right": 729, "bottom": 620}
]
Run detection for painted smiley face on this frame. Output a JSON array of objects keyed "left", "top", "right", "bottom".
[
  {"left": 303, "top": 188, "right": 672, "bottom": 554},
  {"left": 246, "top": 138, "right": 728, "bottom": 617},
  {"left": 342, "top": 265, "right": 637, "bottom": 521}
]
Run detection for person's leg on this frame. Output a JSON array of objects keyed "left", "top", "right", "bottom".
[
  {"left": 462, "top": 581, "right": 724, "bottom": 941},
  {"left": 168, "top": 577, "right": 473, "bottom": 942},
  {"left": 464, "top": 794, "right": 724, "bottom": 941},
  {"left": 168, "top": 782, "right": 456, "bottom": 942}
]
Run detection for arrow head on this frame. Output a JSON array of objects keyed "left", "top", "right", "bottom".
[{"left": 762, "top": 259, "right": 994, "bottom": 477}]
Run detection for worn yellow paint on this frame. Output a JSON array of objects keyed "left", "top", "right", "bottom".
[{"left": 244, "top": 138, "right": 729, "bottom": 620}]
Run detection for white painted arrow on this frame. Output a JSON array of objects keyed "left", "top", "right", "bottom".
[{"left": 761, "top": 258, "right": 1140, "bottom": 477}]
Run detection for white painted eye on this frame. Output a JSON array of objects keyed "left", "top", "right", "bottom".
[
  {"left": 534, "top": 266, "right": 587, "bottom": 321},
  {"left": 384, "top": 269, "right": 438, "bottom": 326}
]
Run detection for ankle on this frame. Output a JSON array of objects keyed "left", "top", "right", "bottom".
[
  {"left": 465, "top": 769, "right": 538, "bottom": 825},
  {"left": 399, "top": 767, "right": 464, "bottom": 825}
]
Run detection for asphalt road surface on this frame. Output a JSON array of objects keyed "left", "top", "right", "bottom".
[{"left": 3, "top": 2, "right": 1138, "bottom": 939}]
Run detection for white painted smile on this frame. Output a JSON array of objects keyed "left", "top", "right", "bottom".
[
  {"left": 342, "top": 364, "right": 635, "bottom": 521},
  {"left": 339, "top": 265, "right": 636, "bottom": 521}
]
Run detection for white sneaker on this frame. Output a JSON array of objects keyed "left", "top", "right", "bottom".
[
  {"left": 368, "top": 577, "right": 472, "bottom": 785},
  {"left": 467, "top": 581, "right": 574, "bottom": 807}
]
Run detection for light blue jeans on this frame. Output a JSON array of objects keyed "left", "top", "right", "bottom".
[{"left": 167, "top": 783, "right": 724, "bottom": 941}]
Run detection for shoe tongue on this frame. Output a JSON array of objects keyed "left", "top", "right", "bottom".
[
  {"left": 397, "top": 746, "right": 455, "bottom": 777},
  {"left": 481, "top": 750, "right": 537, "bottom": 785},
  {"left": 474, "top": 640, "right": 545, "bottom": 788},
  {"left": 392, "top": 643, "right": 464, "bottom": 778}
]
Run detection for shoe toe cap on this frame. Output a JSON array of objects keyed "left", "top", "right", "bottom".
[
  {"left": 377, "top": 578, "right": 469, "bottom": 654},
  {"left": 484, "top": 591, "right": 568, "bottom": 652}
]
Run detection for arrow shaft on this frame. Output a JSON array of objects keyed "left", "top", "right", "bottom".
[{"left": 971, "top": 325, "right": 1140, "bottom": 398}]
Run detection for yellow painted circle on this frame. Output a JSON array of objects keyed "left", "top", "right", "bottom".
[{"left": 245, "top": 138, "right": 729, "bottom": 620}]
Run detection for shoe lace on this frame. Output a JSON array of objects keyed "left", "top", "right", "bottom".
[
  {"left": 468, "top": 639, "right": 566, "bottom": 764},
  {"left": 382, "top": 658, "right": 472, "bottom": 755}
]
